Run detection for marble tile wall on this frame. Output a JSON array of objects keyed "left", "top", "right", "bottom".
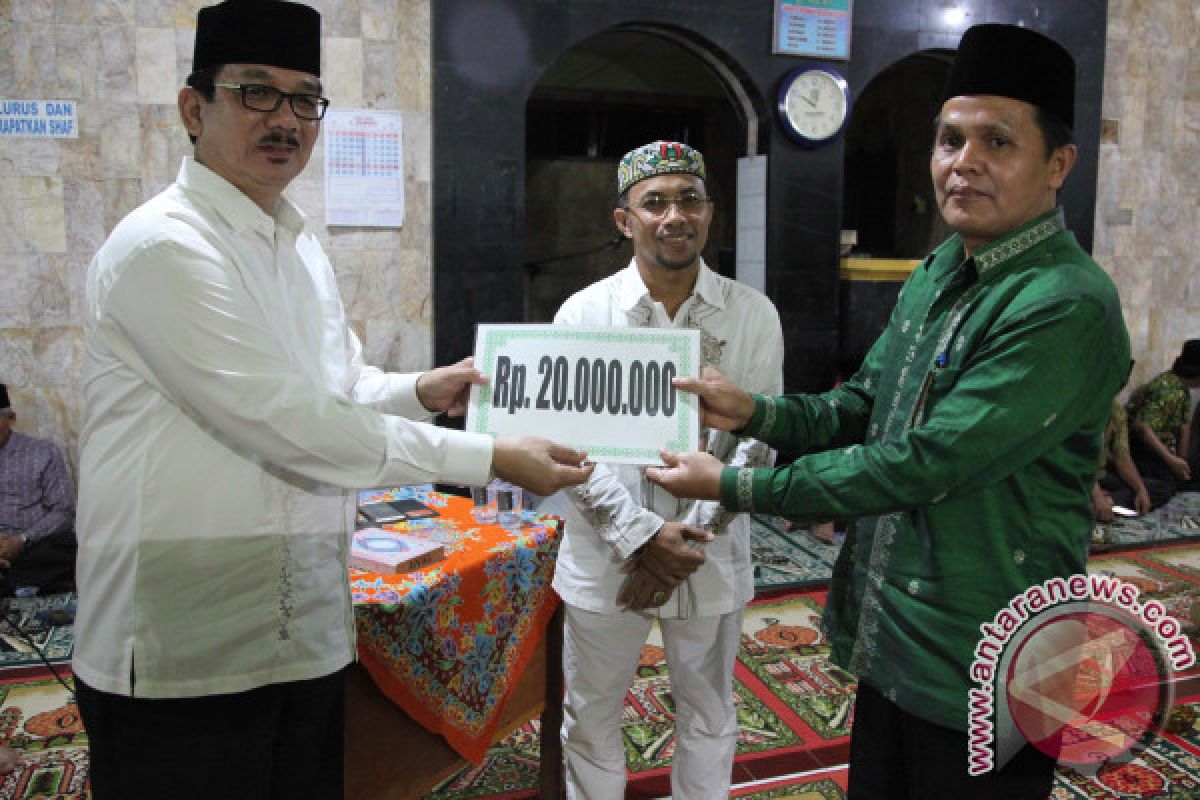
[
  {"left": 1094, "top": 0, "right": 1200, "bottom": 393},
  {"left": 0, "top": 0, "right": 433, "bottom": 474}
]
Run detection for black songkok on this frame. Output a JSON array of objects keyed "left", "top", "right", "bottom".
[
  {"left": 1174, "top": 340, "right": 1200, "bottom": 380},
  {"left": 191, "top": 1, "right": 322, "bottom": 77},
  {"left": 941, "top": 23, "right": 1075, "bottom": 129}
]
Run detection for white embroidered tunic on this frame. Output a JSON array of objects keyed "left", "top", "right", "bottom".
[
  {"left": 76, "top": 158, "right": 493, "bottom": 697},
  {"left": 544, "top": 260, "right": 783, "bottom": 617}
]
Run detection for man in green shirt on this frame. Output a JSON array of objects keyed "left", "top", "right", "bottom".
[
  {"left": 647, "top": 24, "right": 1130, "bottom": 799},
  {"left": 1126, "top": 339, "right": 1200, "bottom": 492}
]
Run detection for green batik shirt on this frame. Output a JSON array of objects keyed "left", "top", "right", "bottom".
[
  {"left": 1098, "top": 401, "right": 1129, "bottom": 479},
  {"left": 1127, "top": 371, "right": 1190, "bottom": 452},
  {"left": 719, "top": 209, "right": 1130, "bottom": 731}
]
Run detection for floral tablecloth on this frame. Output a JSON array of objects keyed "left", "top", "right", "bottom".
[{"left": 351, "top": 486, "right": 561, "bottom": 763}]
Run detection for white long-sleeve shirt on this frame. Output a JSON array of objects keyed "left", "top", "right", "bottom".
[
  {"left": 75, "top": 157, "right": 493, "bottom": 697},
  {"left": 543, "top": 260, "right": 784, "bottom": 618}
]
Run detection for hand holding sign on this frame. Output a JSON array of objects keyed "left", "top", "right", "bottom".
[
  {"left": 670, "top": 366, "right": 756, "bottom": 432},
  {"left": 416, "top": 357, "right": 487, "bottom": 417},
  {"left": 493, "top": 436, "right": 594, "bottom": 496},
  {"left": 645, "top": 450, "right": 724, "bottom": 501}
]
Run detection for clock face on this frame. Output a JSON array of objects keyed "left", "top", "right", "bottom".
[{"left": 779, "top": 68, "right": 849, "bottom": 146}]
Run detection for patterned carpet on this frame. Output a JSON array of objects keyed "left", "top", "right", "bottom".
[
  {"left": 2, "top": 515, "right": 1199, "bottom": 800},
  {"left": 426, "top": 522, "right": 1200, "bottom": 800},
  {"left": 1094, "top": 491, "right": 1200, "bottom": 548},
  {"left": 750, "top": 516, "right": 841, "bottom": 592},
  {"left": 0, "top": 594, "right": 76, "bottom": 672},
  {"left": 729, "top": 765, "right": 849, "bottom": 799},
  {"left": 753, "top": 493, "right": 1200, "bottom": 592},
  {"left": 425, "top": 588, "right": 851, "bottom": 800},
  {"left": 0, "top": 667, "right": 86, "bottom": 799},
  {"left": 1089, "top": 541, "right": 1200, "bottom": 672}
]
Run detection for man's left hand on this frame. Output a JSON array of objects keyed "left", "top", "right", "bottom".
[
  {"left": 0, "top": 535, "right": 23, "bottom": 568},
  {"left": 645, "top": 450, "right": 723, "bottom": 501},
  {"left": 636, "top": 522, "right": 711, "bottom": 585},
  {"left": 416, "top": 357, "right": 489, "bottom": 417},
  {"left": 617, "top": 564, "right": 676, "bottom": 611}
]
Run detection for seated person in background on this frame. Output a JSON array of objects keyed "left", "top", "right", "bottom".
[
  {"left": 0, "top": 384, "right": 77, "bottom": 596},
  {"left": 1188, "top": 399, "right": 1200, "bottom": 490},
  {"left": 1127, "top": 339, "right": 1200, "bottom": 494},
  {"left": 1092, "top": 400, "right": 1168, "bottom": 522}
]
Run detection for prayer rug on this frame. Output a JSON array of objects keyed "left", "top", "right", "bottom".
[
  {"left": 0, "top": 594, "right": 75, "bottom": 672},
  {"left": 750, "top": 516, "right": 840, "bottom": 592},
  {"left": 721, "top": 733, "right": 1200, "bottom": 800},
  {"left": 425, "top": 589, "right": 848, "bottom": 800},
  {"left": 1089, "top": 546, "right": 1200, "bottom": 677},
  {"left": 1095, "top": 491, "right": 1200, "bottom": 548},
  {"left": 1051, "top": 728, "right": 1200, "bottom": 798},
  {"left": 0, "top": 667, "right": 87, "bottom": 800}
]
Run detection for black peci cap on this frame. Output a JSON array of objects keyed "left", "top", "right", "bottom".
[
  {"left": 191, "top": 0, "right": 322, "bottom": 78},
  {"left": 941, "top": 23, "right": 1075, "bottom": 129},
  {"left": 1173, "top": 339, "right": 1200, "bottom": 380}
]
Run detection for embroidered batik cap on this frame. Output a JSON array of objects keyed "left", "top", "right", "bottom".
[
  {"left": 941, "top": 23, "right": 1075, "bottom": 129},
  {"left": 617, "top": 141, "right": 706, "bottom": 196}
]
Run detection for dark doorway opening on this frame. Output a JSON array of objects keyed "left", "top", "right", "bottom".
[
  {"left": 842, "top": 50, "right": 953, "bottom": 260},
  {"left": 838, "top": 50, "right": 953, "bottom": 378},
  {"left": 523, "top": 28, "right": 751, "bottom": 322}
]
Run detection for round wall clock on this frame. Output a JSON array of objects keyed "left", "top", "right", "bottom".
[{"left": 777, "top": 66, "right": 850, "bottom": 147}]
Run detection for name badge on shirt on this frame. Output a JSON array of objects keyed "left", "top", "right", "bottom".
[{"left": 466, "top": 324, "right": 701, "bottom": 465}]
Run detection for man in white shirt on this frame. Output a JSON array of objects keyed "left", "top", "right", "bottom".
[
  {"left": 542, "top": 142, "right": 784, "bottom": 799},
  {"left": 74, "top": 3, "right": 591, "bottom": 799}
]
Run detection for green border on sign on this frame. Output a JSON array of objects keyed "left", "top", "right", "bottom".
[{"left": 472, "top": 327, "right": 697, "bottom": 460}]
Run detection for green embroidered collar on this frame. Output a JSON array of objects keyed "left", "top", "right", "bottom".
[{"left": 973, "top": 208, "right": 1066, "bottom": 276}]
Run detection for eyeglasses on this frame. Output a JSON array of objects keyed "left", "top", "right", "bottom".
[
  {"left": 213, "top": 83, "right": 330, "bottom": 120},
  {"left": 627, "top": 191, "right": 712, "bottom": 217}
]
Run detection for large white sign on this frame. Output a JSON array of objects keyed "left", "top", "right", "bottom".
[{"left": 466, "top": 325, "right": 701, "bottom": 465}]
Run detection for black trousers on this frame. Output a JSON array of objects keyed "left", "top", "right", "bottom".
[
  {"left": 0, "top": 530, "right": 77, "bottom": 596},
  {"left": 847, "top": 682, "right": 1057, "bottom": 800},
  {"left": 1098, "top": 471, "right": 1173, "bottom": 511},
  {"left": 75, "top": 667, "right": 346, "bottom": 800}
]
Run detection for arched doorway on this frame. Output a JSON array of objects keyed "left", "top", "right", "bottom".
[
  {"left": 838, "top": 50, "right": 952, "bottom": 376},
  {"left": 842, "top": 50, "right": 953, "bottom": 261},
  {"left": 522, "top": 27, "right": 764, "bottom": 322}
]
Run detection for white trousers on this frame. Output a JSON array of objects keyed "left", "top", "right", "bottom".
[{"left": 561, "top": 604, "right": 744, "bottom": 800}]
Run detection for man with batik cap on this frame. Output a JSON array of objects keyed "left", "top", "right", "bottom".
[
  {"left": 74, "top": 2, "right": 591, "bottom": 798},
  {"left": 540, "top": 141, "right": 783, "bottom": 799},
  {"left": 647, "top": 25, "right": 1130, "bottom": 798}
]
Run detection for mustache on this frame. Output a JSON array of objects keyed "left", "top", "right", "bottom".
[{"left": 258, "top": 131, "right": 301, "bottom": 148}]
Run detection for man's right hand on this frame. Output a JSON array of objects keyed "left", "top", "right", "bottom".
[
  {"left": 1091, "top": 483, "right": 1114, "bottom": 523},
  {"left": 0, "top": 534, "right": 23, "bottom": 569},
  {"left": 636, "top": 522, "right": 712, "bottom": 586},
  {"left": 492, "top": 436, "right": 594, "bottom": 496},
  {"left": 1167, "top": 454, "right": 1192, "bottom": 481},
  {"left": 671, "top": 366, "right": 756, "bottom": 431},
  {"left": 1134, "top": 485, "right": 1153, "bottom": 515}
]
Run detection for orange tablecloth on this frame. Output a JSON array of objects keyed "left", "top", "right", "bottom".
[{"left": 350, "top": 489, "right": 561, "bottom": 763}]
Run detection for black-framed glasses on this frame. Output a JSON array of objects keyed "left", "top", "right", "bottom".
[
  {"left": 628, "top": 190, "right": 712, "bottom": 217},
  {"left": 213, "top": 83, "right": 330, "bottom": 120}
]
